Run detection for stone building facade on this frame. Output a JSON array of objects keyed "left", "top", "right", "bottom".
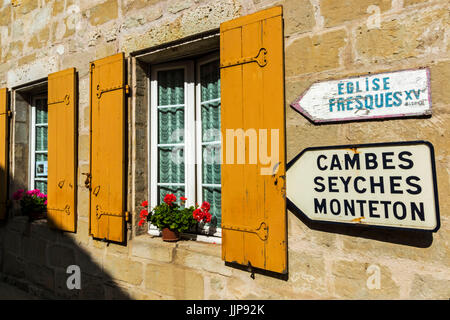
[{"left": 0, "top": 0, "right": 449, "bottom": 299}]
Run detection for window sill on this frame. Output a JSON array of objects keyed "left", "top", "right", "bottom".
[{"left": 147, "top": 228, "right": 221, "bottom": 244}]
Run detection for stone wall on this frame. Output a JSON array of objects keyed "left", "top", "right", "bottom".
[{"left": 0, "top": 0, "right": 449, "bottom": 299}]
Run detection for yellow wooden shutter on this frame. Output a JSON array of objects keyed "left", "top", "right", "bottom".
[
  {"left": 220, "top": 6, "right": 287, "bottom": 274},
  {"left": 0, "top": 88, "right": 9, "bottom": 220},
  {"left": 47, "top": 68, "right": 77, "bottom": 232},
  {"left": 89, "top": 53, "right": 127, "bottom": 243}
]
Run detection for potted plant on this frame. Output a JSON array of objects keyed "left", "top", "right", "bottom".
[
  {"left": 12, "top": 189, "right": 47, "bottom": 221},
  {"left": 138, "top": 194, "right": 212, "bottom": 242}
]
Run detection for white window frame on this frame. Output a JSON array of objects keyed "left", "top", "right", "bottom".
[
  {"left": 29, "top": 94, "right": 48, "bottom": 192},
  {"left": 147, "top": 55, "right": 222, "bottom": 242},
  {"left": 148, "top": 61, "right": 196, "bottom": 235}
]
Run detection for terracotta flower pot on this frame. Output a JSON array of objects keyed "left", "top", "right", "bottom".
[{"left": 161, "top": 228, "right": 180, "bottom": 242}]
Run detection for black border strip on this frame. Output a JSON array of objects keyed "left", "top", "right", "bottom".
[{"left": 286, "top": 140, "right": 440, "bottom": 233}]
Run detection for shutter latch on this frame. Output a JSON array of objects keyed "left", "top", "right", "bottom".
[
  {"left": 96, "top": 84, "right": 130, "bottom": 99},
  {"left": 95, "top": 205, "right": 125, "bottom": 220},
  {"left": 47, "top": 205, "right": 71, "bottom": 215},
  {"left": 222, "top": 221, "right": 268, "bottom": 241},
  {"left": 220, "top": 48, "right": 268, "bottom": 69},
  {"left": 82, "top": 173, "right": 91, "bottom": 190},
  {"left": 48, "top": 94, "right": 70, "bottom": 106}
]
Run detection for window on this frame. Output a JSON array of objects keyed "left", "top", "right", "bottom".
[
  {"left": 149, "top": 55, "right": 221, "bottom": 237},
  {"left": 30, "top": 94, "right": 48, "bottom": 194}
]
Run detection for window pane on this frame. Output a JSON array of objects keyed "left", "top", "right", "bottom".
[
  {"left": 158, "top": 147, "right": 184, "bottom": 184},
  {"left": 201, "top": 101, "right": 221, "bottom": 142},
  {"left": 202, "top": 145, "right": 221, "bottom": 185},
  {"left": 200, "top": 60, "right": 221, "bottom": 226},
  {"left": 202, "top": 187, "right": 221, "bottom": 227},
  {"left": 200, "top": 60, "right": 220, "bottom": 102},
  {"left": 158, "top": 69, "right": 184, "bottom": 106},
  {"left": 35, "top": 126, "right": 48, "bottom": 151},
  {"left": 36, "top": 98, "right": 48, "bottom": 124},
  {"left": 158, "top": 186, "right": 185, "bottom": 205},
  {"left": 35, "top": 181, "right": 47, "bottom": 195},
  {"left": 158, "top": 107, "right": 184, "bottom": 144}
]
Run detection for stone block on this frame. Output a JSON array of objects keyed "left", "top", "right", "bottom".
[
  {"left": 410, "top": 274, "right": 450, "bottom": 299},
  {"left": 145, "top": 263, "right": 204, "bottom": 299},
  {"left": 103, "top": 254, "right": 143, "bottom": 285},
  {"left": 30, "top": 221, "right": 57, "bottom": 242},
  {"left": 320, "top": 0, "right": 391, "bottom": 27},
  {"left": 75, "top": 246, "right": 104, "bottom": 277},
  {"left": 286, "top": 29, "right": 347, "bottom": 77},
  {"left": 131, "top": 237, "right": 175, "bottom": 263},
  {"left": 168, "top": 0, "right": 194, "bottom": 14},
  {"left": 48, "top": 244, "right": 76, "bottom": 269},
  {"left": 0, "top": 5, "right": 11, "bottom": 27},
  {"left": 430, "top": 60, "right": 450, "bottom": 106},
  {"left": 21, "top": 236, "right": 47, "bottom": 265},
  {"left": 86, "top": 0, "right": 118, "bottom": 26},
  {"left": 78, "top": 134, "right": 90, "bottom": 162},
  {"left": 174, "top": 247, "right": 232, "bottom": 277},
  {"left": 404, "top": 0, "right": 431, "bottom": 6},
  {"left": 355, "top": 8, "right": 448, "bottom": 63},
  {"left": 281, "top": 0, "right": 315, "bottom": 35},
  {"left": 124, "top": 0, "right": 161, "bottom": 12},
  {"left": 4, "top": 230, "right": 21, "bottom": 255},
  {"left": 106, "top": 242, "right": 129, "bottom": 256},
  {"left": 2, "top": 252, "right": 26, "bottom": 278},
  {"left": 7, "top": 216, "right": 29, "bottom": 234},
  {"left": 332, "top": 260, "right": 400, "bottom": 299},
  {"left": 16, "top": 0, "right": 38, "bottom": 15},
  {"left": 24, "top": 262, "right": 55, "bottom": 291},
  {"left": 79, "top": 273, "right": 106, "bottom": 299}
]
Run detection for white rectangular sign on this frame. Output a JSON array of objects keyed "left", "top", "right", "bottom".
[
  {"left": 286, "top": 141, "right": 440, "bottom": 231},
  {"left": 291, "top": 69, "right": 432, "bottom": 123}
]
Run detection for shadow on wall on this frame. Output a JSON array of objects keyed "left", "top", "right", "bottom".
[
  {"left": 0, "top": 167, "right": 132, "bottom": 300},
  {"left": 288, "top": 204, "right": 433, "bottom": 248}
]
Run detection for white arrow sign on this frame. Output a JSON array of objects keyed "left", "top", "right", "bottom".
[
  {"left": 286, "top": 141, "right": 440, "bottom": 232},
  {"left": 291, "top": 69, "right": 432, "bottom": 123}
]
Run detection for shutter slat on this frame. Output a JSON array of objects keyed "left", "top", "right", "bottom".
[
  {"left": 47, "top": 68, "right": 77, "bottom": 232},
  {"left": 220, "top": 6, "right": 287, "bottom": 274},
  {"left": 89, "top": 53, "right": 126, "bottom": 243},
  {"left": 0, "top": 88, "right": 8, "bottom": 220}
]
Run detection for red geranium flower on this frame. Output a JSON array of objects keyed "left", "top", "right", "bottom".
[
  {"left": 141, "top": 200, "right": 148, "bottom": 207},
  {"left": 201, "top": 201, "right": 210, "bottom": 212},
  {"left": 180, "top": 196, "right": 187, "bottom": 201},
  {"left": 164, "top": 193, "right": 177, "bottom": 206},
  {"left": 140, "top": 209, "right": 148, "bottom": 218},
  {"left": 192, "top": 201, "right": 212, "bottom": 223},
  {"left": 138, "top": 219, "right": 145, "bottom": 226}
]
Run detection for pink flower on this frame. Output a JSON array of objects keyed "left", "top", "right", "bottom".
[
  {"left": 44, "top": 200, "right": 47, "bottom": 205},
  {"left": 12, "top": 189, "right": 24, "bottom": 200}
]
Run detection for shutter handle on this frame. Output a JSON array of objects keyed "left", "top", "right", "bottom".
[{"left": 82, "top": 173, "right": 91, "bottom": 190}]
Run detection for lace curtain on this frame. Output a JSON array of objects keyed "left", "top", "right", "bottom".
[{"left": 34, "top": 98, "right": 48, "bottom": 194}]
